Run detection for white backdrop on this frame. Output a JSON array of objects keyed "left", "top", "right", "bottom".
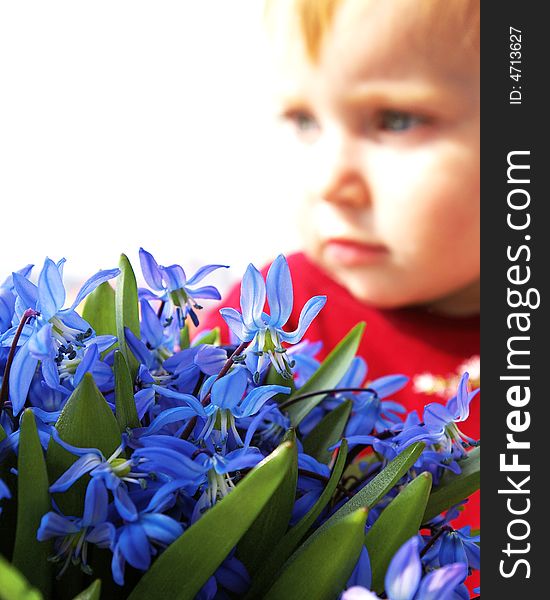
[{"left": 0, "top": 1, "right": 301, "bottom": 298}]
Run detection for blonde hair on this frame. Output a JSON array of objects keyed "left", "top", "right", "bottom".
[{"left": 266, "top": 0, "right": 479, "bottom": 62}]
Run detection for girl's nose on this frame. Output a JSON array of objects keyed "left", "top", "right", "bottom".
[{"left": 314, "top": 135, "right": 371, "bottom": 208}]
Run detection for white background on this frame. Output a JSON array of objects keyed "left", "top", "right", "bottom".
[{"left": 0, "top": 1, "right": 301, "bottom": 298}]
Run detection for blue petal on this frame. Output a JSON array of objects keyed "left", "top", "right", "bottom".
[
  {"left": 134, "top": 447, "right": 206, "bottom": 481},
  {"left": 88, "top": 334, "right": 117, "bottom": 353},
  {"left": 234, "top": 384, "right": 290, "bottom": 418},
  {"left": 279, "top": 295, "right": 326, "bottom": 344},
  {"left": 70, "top": 268, "right": 120, "bottom": 311},
  {"left": 112, "top": 483, "right": 139, "bottom": 522},
  {"left": 37, "top": 512, "right": 79, "bottom": 540},
  {"left": 216, "top": 555, "right": 250, "bottom": 594},
  {"left": 73, "top": 344, "right": 99, "bottom": 387},
  {"left": 41, "top": 358, "right": 69, "bottom": 395},
  {"left": 111, "top": 543, "right": 126, "bottom": 585},
  {"left": 118, "top": 523, "right": 151, "bottom": 570},
  {"left": 338, "top": 357, "right": 368, "bottom": 389},
  {"left": 38, "top": 258, "right": 66, "bottom": 321},
  {"left": 370, "top": 375, "right": 409, "bottom": 399},
  {"left": 240, "top": 264, "right": 266, "bottom": 330},
  {"left": 2, "top": 264, "right": 33, "bottom": 289},
  {"left": 415, "top": 562, "right": 467, "bottom": 600},
  {"left": 0, "top": 288, "right": 15, "bottom": 332},
  {"left": 210, "top": 368, "right": 248, "bottom": 410},
  {"left": 347, "top": 546, "right": 372, "bottom": 590},
  {"left": 56, "top": 309, "right": 91, "bottom": 332},
  {"left": 50, "top": 453, "right": 102, "bottom": 492},
  {"left": 185, "top": 285, "right": 221, "bottom": 300},
  {"left": 221, "top": 447, "right": 264, "bottom": 473},
  {"left": 439, "top": 532, "right": 468, "bottom": 567},
  {"left": 140, "top": 300, "right": 165, "bottom": 348},
  {"left": 152, "top": 385, "right": 207, "bottom": 417},
  {"left": 186, "top": 264, "right": 228, "bottom": 287},
  {"left": 159, "top": 264, "right": 186, "bottom": 291},
  {"left": 12, "top": 272, "right": 38, "bottom": 310},
  {"left": 139, "top": 248, "right": 164, "bottom": 291},
  {"left": 82, "top": 477, "right": 109, "bottom": 526},
  {"left": 125, "top": 327, "right": 153, "bottom": 369},
  {"left": 86, "top": 521, "right": 115, "bottom": 547},
  {"left": 385, "top": 537, "right": 422, "bottom": 600},
  {"left": 9, "top": 342, "right": 38, "bottom": 415},
  {"left": 265, "top": 255, "right": 293, "bottom": 327},
  {"left": 135, "top": 388, "right": 155, "bottom": 420},
  {"left": 424, "top": 403, "right": 455, "bottom": 431},
  {"left": 140, "top": 513, "right": 183, "bottom": 545},
  {"left": 219, "top": 308, "right": 253, "bottom": 342},
  {"left": 193, "top": 345, "right": 228, "bottom": 376},
  {"left": 146, "top": 406, "right": 199, "bottom": 435},
  {"left": 28, "top": 323, "right": 56, "bottom": 360}
]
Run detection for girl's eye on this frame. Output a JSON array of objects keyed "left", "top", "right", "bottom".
[
  {"left": 282, "top": 110, "right": 320, "bottom": 141},
  {"left": 377, "top": 110, "right": 427, "bottom": 132}
]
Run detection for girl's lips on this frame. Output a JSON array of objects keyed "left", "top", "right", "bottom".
[{"left": 324, "top": 238, "right": 389, "bottom": 267}]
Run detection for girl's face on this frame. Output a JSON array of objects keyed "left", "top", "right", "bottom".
[{"left": 273, "top": 0, "right": 480, "bottom": 315}]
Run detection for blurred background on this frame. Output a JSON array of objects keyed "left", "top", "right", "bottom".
[{"left": 0, "top": 0, "right": 300, "bottom": 301}]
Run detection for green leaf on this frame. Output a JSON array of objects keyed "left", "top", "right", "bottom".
[
  {"left": 312, "top": 442, "right": 425, "bottom": 541},
  {"left": 179, "top": 324, "right": 190, "bottom": 350},
  {"left": 245, "top": 439, "right": 349, "bottom": 600},
  {"left": 115, "top": 253, "right": 140, "bottom": 379},
  {"left": 81, "top": 281, "right": 117, "bottom": 338},
  {"left": 365, "top": 472, "right": 432, "bottom": 593},
  {"left": 71, "top": 580, "right": 101, "bottom": 600},
  {"left": 264, "top": 365, "right": 296, "bottom": 405},
  {"left": 264, "top": 508, "right": 368, "bottom": 600},
  {"left": 237, "top": 430, "right": 298, "bottom": 576},
  {"left": 127, "top": 439, "right": 297, "bottom": 600},
  {"left": 0, "top": 556, "right": 42, "bottom": 600},
  {"left": 302, "top": 399, "right": 352, "bottom": 464},
  {"left": 286, "top": 323, "right": 365, "bottom": 426},
  {"left": 12, "top": 410, "right": 52, "bottom": 598},
  {"left": 114, "top": 350, "right": 140, "bottom": 431},
  {"left": 192, "top": 327, "right": 220, "bottom": 346},
  {"left": 423, "top": 446, "right": 480, "bottom": 524},
  {"left": 0, "top": 422, "right": 6, "bottom": 442},
  {"left": 46, "top": 373, "right": 121, "bottom": 516}
]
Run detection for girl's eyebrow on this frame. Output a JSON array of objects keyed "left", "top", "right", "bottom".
[
  {"left": 344, "top": 81, "right": 464, "bottom": 112},
  {"left": 344, "top": 81, "right": 450, "bottom": 105}
]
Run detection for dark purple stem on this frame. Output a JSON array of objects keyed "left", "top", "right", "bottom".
[
  {"left": 278, "top": 387, "right": 378, "bottom": 410},
  {"left": 0, "top": 308, "right": 39, "bottom": 415}
]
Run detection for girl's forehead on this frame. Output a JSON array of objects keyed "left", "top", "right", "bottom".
[{"left": 268, "top": 0, "right": 478, "bottom": 78}]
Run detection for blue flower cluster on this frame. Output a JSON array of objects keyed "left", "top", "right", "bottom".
[{"left": 0, "top": 252, "right": 479, "bottom": 599}]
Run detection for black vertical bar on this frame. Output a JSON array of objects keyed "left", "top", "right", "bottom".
[{"left": 482, "top": 2, "right": 548, "bottom": 597}]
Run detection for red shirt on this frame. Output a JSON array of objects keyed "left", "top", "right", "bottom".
[{"left": 201, "top": 252, "right": 480, "bottom": 590}]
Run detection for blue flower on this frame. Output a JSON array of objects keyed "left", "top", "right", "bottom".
[
  {"left": 317, "top": 357, "right": 407, "bottom": 437},
  {"left": 37, "top": 477, "right": 115, "bottom": 577},
  {"left": 197, "top": 550, "right": 250, "bottom": 600},
  {"left": 111, "top": 505, "right": 184, "bottom": 585},
  {"left": 2, "top": 258, "right": 119, "bottom": 414},
  {"left": 48, "top": 430, "right": 147, "bottom": 522},
  {"left": 423, "top": 527, "right": 480, "bottom": 572},
  {"left": 220, "top": 255, "right": 326, "bottom": 382},
  {"left": 150, "top": 367, "right": 289, "bottom": 446},
  {"left": 423, "top": 373, "right": 479, "bottom": 457},
  {"left": 139, "top": 248, "right": 228, "bottom": 327},
  {"left": 0, "top": 265, "right": 33, "bottom": 335},
  {"left": 341, "top": 537, "right": 467, "bottom": 600}
]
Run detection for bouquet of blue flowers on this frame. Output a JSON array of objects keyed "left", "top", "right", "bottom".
[{"left": 0, "top": 251, "right": 479, "bottom": 600}]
